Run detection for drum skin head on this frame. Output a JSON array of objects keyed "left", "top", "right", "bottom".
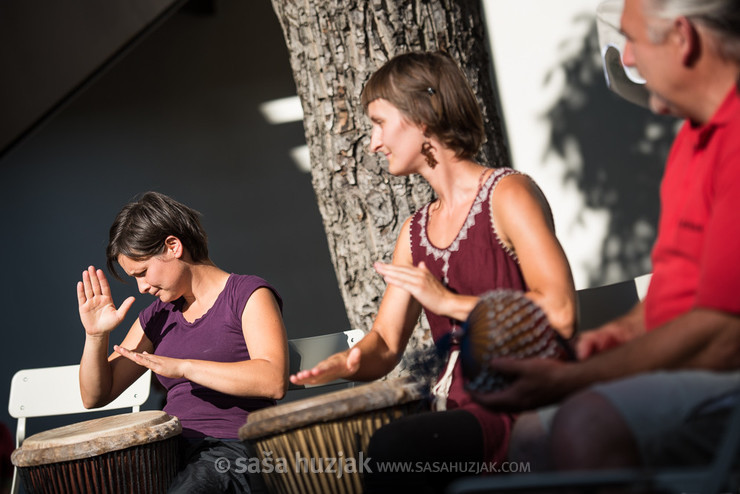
[
  {"left": 11, "top": 410, "right": 181, "bottom": 467},
  {"left": 239, "top": 379, "right": 424, "bottom": 440}
]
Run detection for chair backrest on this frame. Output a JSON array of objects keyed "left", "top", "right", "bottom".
[
  {"left": 8, "top": 365, "right": 151, "bottom": 447},
  {"left": 287, "top": 328, "right": 365, "bottom": 390},
  {"left": 633, "top": 273, "right": 651, "bottom": 300},
  {"left": 577, "top": 274, "right": 652, "bottom": 330}
]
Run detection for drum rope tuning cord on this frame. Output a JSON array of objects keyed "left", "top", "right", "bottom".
[{"left": 11, "top": 410, "right": 181, "bottom": 494}]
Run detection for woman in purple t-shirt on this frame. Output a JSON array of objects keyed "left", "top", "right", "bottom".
[{"left": 77, "top": 191, "right": 288, "bottom": 493}]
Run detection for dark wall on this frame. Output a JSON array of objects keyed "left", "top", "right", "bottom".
[
  {"left": 0, "top": 0, "right": 349, "bottom": 437},
  {"left": 0, "top": 0, "right": 179, "bottom": 154}
]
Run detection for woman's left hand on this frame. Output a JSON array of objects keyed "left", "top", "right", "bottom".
[
  {"left": 114, "top": 345, "right": 188, "bottom": 379},
  {"left": 374, "top": 261, "right": 452, "bottom": 315}
]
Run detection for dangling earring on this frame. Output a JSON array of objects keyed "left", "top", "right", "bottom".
[{"left": 421, "top": 140, "right": 438, "bottom": 168}]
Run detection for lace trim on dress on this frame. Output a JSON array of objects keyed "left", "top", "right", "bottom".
[
  {"left": 488, "top": 169, "right": 521, "bottom": 264},
  {"left": 418, "top": 168, "right": 508, "bottom": 284}
]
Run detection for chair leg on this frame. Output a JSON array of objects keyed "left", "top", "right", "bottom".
[{"left": 11, "top": 466, "right": 19, "bottom": 494}]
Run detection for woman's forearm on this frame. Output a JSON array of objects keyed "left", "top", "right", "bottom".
[
  {"left": 182, "top": 358, "right": 288, "bottom": 399},
  {"left": 79, "top": 334, "right": 114, "bottom": 408}
]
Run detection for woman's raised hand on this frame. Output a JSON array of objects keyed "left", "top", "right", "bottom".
[{"left": 77, "top": 266, "right": 135, "bottom": 337}]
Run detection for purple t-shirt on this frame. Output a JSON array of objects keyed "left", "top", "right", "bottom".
[{"left": 139, "top": 274, "right": 282, "bottom": 439}]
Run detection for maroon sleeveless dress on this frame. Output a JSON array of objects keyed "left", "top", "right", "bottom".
[{"left": 410, "top": 167, "right": 525, "bottom": 463}]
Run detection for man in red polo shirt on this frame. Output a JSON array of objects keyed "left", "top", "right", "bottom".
[{"left": 474, "top": 0, "right": 740, "bottom": 470}]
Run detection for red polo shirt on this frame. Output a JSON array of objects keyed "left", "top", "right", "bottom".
[{"left": 645, "top": 86, "right": 740, "bottom": 330}]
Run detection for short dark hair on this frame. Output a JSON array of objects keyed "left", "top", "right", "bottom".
[
  {"left": 361, "top": 51, "right": 485, "bottom": 160},
  {"left": 106, "top": 191, "right": 209, "bottom": 280}
]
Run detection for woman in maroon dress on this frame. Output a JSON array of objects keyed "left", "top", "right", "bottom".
[{"left": 291, "top": 51, "right": 576, "bottom": 492}]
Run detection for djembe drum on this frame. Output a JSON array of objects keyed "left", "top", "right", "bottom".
[
  {"left": 239, "top": 378, "right": 427, "bottom": 494},
  {"left": 460, "top": 289, "right": 574, "bottom": 392},
  {"left": 11, "top": 410, "right": 181, "bottom": 494}
]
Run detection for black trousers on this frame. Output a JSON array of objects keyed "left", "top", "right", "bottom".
[{"left": 167, "top": 437, "right": 266, "bottom": 494}]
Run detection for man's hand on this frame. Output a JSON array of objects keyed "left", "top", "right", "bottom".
[{"left": 469, "top": 357, "right": 576, "bottom": 412}]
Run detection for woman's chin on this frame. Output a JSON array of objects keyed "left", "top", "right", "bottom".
[{"left": 386, "top": 163, "right": 413, "bottom": 177}]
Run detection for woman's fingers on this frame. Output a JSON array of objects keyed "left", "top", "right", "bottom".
[
  {"left": 81, "top": 266, "right": 111, "bottom": 301},
  {"left": 96, "top": 268, "right": 113, "bottom": 296},
  {"left": 76, "top": 281, "right": 87, "bottom": 306},
  {"left": 81, "top": 269, "right": 94, "bottom": 300},
  {"left": 87, "top": 265, "right": 102, "bottom": 295}
]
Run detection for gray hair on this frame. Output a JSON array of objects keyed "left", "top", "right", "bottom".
[{"left": 644, "top": 0, "right": 740, "bottom": 62}]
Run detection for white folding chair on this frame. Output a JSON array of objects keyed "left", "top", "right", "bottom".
[{"left": 7, "top": 365, "right": 151, "bottom": 494}]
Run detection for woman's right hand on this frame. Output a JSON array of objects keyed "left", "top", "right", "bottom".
[
  {"left": 289, "top": 347, "right": 362, "bottom": 386},
  {"left": 77, "top": 266, "right": 135, "bottom": 337}
]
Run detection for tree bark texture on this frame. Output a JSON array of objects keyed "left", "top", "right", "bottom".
[{"left": 271, "top": 0, "right": 510, "bottom": 377}]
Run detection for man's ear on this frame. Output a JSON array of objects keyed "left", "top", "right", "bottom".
[{"left": 674, "top": 16, "right": 700, "bottom": 66}]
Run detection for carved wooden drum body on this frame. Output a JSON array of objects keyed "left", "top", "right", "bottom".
[
  {"left": 239, "top": 379, "right": 428, "bottom": 494},
  {"left": 460, "top": 289, "right": 574, "bottom": 392},
  {"left": 11, "top": 410, "right": 181, "bottom": 494}
]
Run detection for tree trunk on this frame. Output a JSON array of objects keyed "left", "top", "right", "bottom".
[{"left": 271, "top": 0, "right": 509, "bottom": 377}]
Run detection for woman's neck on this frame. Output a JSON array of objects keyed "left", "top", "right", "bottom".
[
  {"left": 423, "top": 158, "right": 488, "bottom": 212},
  {"left": 180, "top": 263, "right": 230, "bottom": 316}
]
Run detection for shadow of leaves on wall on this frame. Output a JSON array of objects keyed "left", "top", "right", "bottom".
[{"left": 544, "top": 16, "right": 677, "bottom": 286}]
